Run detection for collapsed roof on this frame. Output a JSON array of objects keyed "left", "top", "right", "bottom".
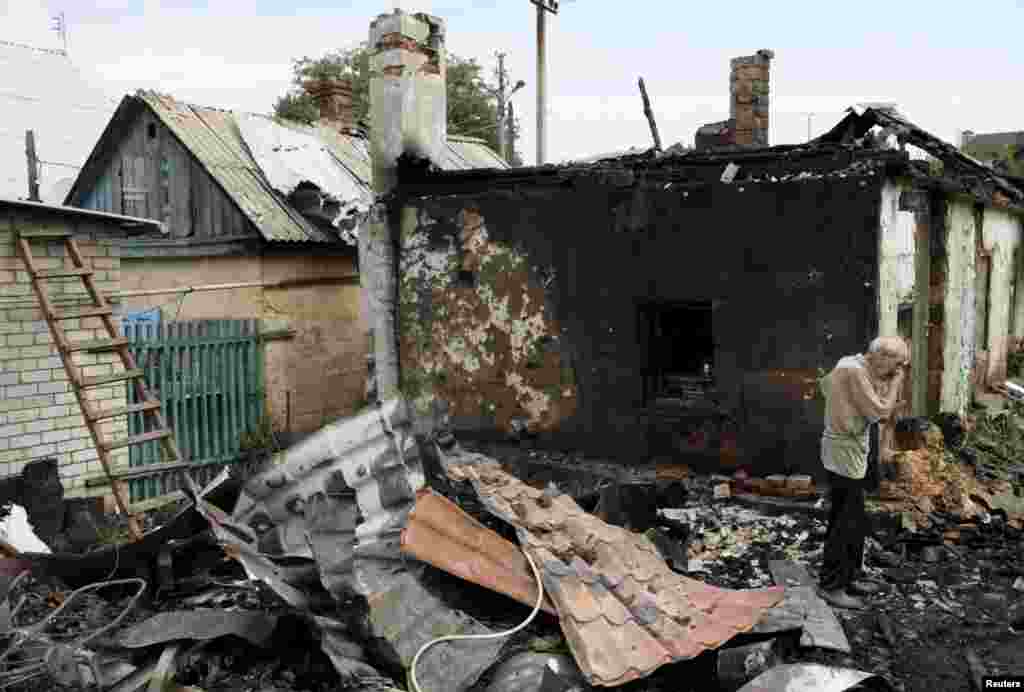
[{"left": 397, "top": 105, "right": 1024, "bottom": 216}]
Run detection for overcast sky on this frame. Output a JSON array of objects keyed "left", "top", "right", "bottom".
[{"left": 3, "top": 0, "right": 1024, "bottom": 165}]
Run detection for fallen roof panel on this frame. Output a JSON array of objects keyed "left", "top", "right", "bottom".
[
  {"left": 228, "top": 399, "right": 503, "bottom": 692},
  {"left": 444, "top": 455, "right": 785, "bottom": 687}
]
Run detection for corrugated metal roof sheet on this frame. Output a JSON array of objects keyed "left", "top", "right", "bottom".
[
  {"left": 446, "top": 135, "right": 509, "bottom": 170},
  {"left": 0, "top": 195, "right": 164, "bottom": 231},
  {"left": 0, "top": 41, "right": 117, "bottom": 203},
  {"left": 228, "top": 399, "right": 504, "bottom": 692},
  {"left": 122, "top": 93, "right": 507, "bottom": 244},
  {"left": 138, "top": 91, "right": 333, "bottom": 244},
  {"left": 236, "top": 113, "right": 372, "bottom": 239},
  {"left": 445, "top": 456, "right": 785, "bottom": 688},
  {"left": 401, "top": 487, "right": 558, "bottom": 615}
]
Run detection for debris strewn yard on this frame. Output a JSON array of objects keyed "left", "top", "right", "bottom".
[{"left": 0, "top": 398, "right": 1020, "bottom": 692}]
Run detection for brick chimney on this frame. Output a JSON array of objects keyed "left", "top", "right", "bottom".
[
  {"left": 368, "top": 10, "right": 447, "bottom": 192},
  {"left": 303, "top": 77, "right": 355, "bottom": 132},
  {"left": 361, "top": 10, "right": 447, "bottom": 403},
  {"left": 730, "top": 49, "right": 773, "bottom": 147}
]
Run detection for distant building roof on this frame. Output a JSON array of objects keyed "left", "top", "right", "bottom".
[
  {"left": 964, "top": 131, "right": 1024, "bottom": 149},
  {"left": 66, "top": 90, "right": 508, "bottom": 244},
  {"left": 0, "top": 41, "right": 118, "bottom": 203},
  {"left": 0, "top": 195, "right": 164, "bottom": 231}
]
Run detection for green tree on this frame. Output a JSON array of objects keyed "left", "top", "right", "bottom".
[{"left": 273, "top": 45, "right": 518, "bottom": 162}]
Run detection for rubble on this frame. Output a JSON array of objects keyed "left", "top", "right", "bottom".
[
  {"left": 484, "top": 652, "right": 586, "bottom": 692},
  {"left": 0, "top": 506, "right": 50, "bottom": 555},
  {"left": 736, "top": 663, "right": 891, "bottom": 692},
  {"left": 874, "top": 415, "right": 1024, "bottom": 530},
  {"left": 716, "top": 640, "right": 778, "bottom": 691},
  {"left": 1, "top": 399, "right": 1022, "bottom": 691}
]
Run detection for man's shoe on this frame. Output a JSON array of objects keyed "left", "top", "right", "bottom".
[{"left": 818, "top": 588, "right": 866, "bottom": 610}]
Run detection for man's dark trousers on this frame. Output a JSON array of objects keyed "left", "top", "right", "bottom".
[{"left": 820, "top": 470, "right": 868, "bottom": 592}]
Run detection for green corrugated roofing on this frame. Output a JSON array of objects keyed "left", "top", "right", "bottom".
[
  {"left": 135, "top": 91, "right": 506, "bottom": 243},
  {"left": 139, "top": 91, "right": 332, "bottom": 243}
]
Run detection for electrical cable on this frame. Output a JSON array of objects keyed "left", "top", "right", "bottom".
[{"left": 407, "top": 546, "right": 545, "bottom": 692}]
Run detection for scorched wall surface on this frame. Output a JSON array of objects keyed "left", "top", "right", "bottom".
[{"left": 401, "top": 177, "right": 883, "bottom": 477}]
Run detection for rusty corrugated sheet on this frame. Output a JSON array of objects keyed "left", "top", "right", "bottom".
[
  {"left": 137, "top": 91, "right": 506, "bottom": 244},
  {"left": 139, "top": 91, "right": 334, "bottom": 243},
  {"left": 445, "top": 455, "right": 785, "bottom": 688},
  {"left": 229, "top": 399, "right": 504, "bottom": 692},
  {"left": 401, "top": 488, "right": 557, "bottom": 615}
]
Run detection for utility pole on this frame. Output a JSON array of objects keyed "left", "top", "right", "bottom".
[
  {"left": 805, "top": 113, "right": 815, "bottom": 142},
  {"left": 496, "top": 52, "right": 507, "bottom": 162},
  {"left": 506, "top": 101, "right": 517, "bottom": 165},
  {"left": 530, "top": 0, "right": 558, "bottom": 165},
  {"left": 486, "top": 53, "right": 525, "bottom": 164},
  {"left": 25, "top": 130, "right": 40, "bottom": 202}
]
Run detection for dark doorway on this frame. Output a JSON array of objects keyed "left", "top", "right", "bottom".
[{"left": 640, "top": 301, "right": 714, "bottom": 405}]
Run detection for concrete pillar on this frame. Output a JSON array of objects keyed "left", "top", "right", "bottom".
[
  {"left": 981, "top": 207, "right": 1022, "bottom": 385},
  {"left": 940, "top": 200, "right": 978, "bottom": 415},
  {"left": 877, "top": 181, "right": 916, "bottom": 339},
  {"left": 364, "top": 10, "right": 447, "bottom": 401},
  {"left": 986, "top": 242, "right": 1013, "bottom": 384},
  {"left": 1011, "top": 218, "right": 1024, "bottom": 343}
]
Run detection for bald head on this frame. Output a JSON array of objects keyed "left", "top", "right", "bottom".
[
  {"left": 866, "top": 336, "right": 909, "bottom": 378},
  {"left": 869, "top": 337, "right": 909, "bottom": 360}
]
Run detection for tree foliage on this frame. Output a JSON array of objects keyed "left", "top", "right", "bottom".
[{"left": 273, "top": 44, "right": 521, "bottom": 163}]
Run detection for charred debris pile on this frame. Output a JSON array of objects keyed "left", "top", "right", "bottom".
[{"left": 0, "top": 399, "right": 1021, "bottom": 692}]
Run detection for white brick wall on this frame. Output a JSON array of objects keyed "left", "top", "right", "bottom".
[{"left": 0, "top": 212, "right": 130, "bottom": 495}]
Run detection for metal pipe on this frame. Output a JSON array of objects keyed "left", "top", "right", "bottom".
[
  {"left": 109, "top": 274, "right": 359, "bottom": 299},
  {"left": 536, "top": 3, "right": 546, "bottom": 165}
]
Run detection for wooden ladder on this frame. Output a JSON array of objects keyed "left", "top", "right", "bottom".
[{"left": 16, "top": 229, "right": 183, "bottom": 541}]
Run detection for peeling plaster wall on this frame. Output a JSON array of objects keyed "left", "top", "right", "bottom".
[
  {"left": 398, "top": 206, "right": 575, "bottom": 434},
  {"left": 260, "top": 251, "right": 365, "bottom": 433},
  {"left": 979, "top": 207, "right": 1021, "bottom": 385},
  {"left": 399, "top": 177, "right": 883, "bottom": 476},
  {"left": 121, "top": 251, "right": 365, "bottom": 436},
  {"left": 1015, "top": 228, "right": 1024, "bottom": 343},
  {"left": 878, "top": 181, "right": 917, "bottom": 337},
  {"left": 940, "top": 201, "right": 978, "bottom": 415}
]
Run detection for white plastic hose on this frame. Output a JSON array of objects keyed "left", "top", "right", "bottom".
[{"left": 408, "top": 547, "right": 546, "bottom": 692}]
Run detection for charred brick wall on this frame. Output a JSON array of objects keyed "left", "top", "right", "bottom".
[{"left": 400, "top": 176, "right": 882, "bottom": 477}]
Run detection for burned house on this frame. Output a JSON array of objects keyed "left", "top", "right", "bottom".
[{"left": 357, "top": 11, "right": 1024, "bottom": 478}]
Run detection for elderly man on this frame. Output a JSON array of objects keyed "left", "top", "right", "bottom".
[{"left": 818, "top": 336, "right": 909, "bottom": 609}]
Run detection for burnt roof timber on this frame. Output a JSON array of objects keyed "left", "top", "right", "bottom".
[{"left": 396, "top": 148, "right": 908, "bottom": 198}]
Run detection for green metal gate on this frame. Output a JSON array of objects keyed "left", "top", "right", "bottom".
[{"left": 123, "top": 319, "right": 264, "bottom": 502}]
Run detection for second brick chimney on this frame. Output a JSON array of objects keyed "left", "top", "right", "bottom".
[
  {"left": 303, "top": 77, "right": 356, "bottom": 132},
  {"left": 730, "top": 49, "right": 773, "bottom": 147}
]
